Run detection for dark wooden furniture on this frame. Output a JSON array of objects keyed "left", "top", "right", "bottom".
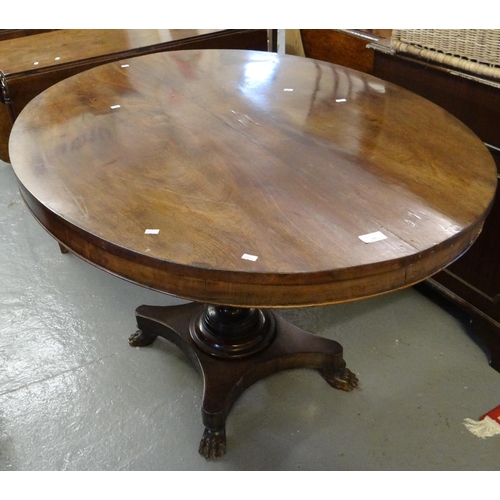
[
  {"left": 0, "top": 28, "right": 273, "bottom": 162},
  {"left": 300, "top": 30, "right": 392, "bottom": 74},
  {"left": 9, "top": 49, "right": 497, "bottom": 458},
  {"left": 370, "top": 40, "right": 500, "bottom": 370},
  {"left": 0, "top": 29, "right": 57, "bottom": 41},
  {"left": 300, "top": 29, "right": 378, "bottom": 73}
]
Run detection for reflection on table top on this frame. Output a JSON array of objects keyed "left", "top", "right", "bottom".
[{"left": 9, "top": 49, "right": 498, "bottom": 307}]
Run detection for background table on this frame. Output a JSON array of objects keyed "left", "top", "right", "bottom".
[
  {"left": 9, "top": 49, "right": 497, "bottom": 458},
  {"left": 0, "top": 29, "right": 272, "bottom": 162}
]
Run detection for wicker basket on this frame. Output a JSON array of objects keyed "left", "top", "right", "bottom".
[{"left": 391, "top": 29, "right": 500, "bottom": 79}]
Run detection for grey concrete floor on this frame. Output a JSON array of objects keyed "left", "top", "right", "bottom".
[{"left": 1, "top": 158, "right": 500, "bottom": 471}]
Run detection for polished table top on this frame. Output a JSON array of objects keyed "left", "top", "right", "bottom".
[{"left": 9, "top": 49, "right": 498, "bottom": 308}]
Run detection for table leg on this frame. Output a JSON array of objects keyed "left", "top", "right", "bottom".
[{"left": 131, "top": 302, "right": 358, "bottom": 459}]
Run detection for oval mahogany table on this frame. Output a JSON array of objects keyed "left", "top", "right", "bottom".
[{"left": 9, "top": 49, "right": 497, "bottom": 458}]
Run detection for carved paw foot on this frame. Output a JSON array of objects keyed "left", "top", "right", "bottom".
[
  {"left": 128, "top": 329, "right": 158, "bottom": 347},
  {"left": 320, "top": 366, "right": 359, "bottom": 392},
  {"left": 199, "top": 428, "right": 227, "bottom": 459}
]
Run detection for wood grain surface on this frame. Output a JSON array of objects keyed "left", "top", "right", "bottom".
[
  {"left": 0, "top": 29, "right": 270, "bottom": 162},
  {"left": 300, "top": 29, "right": 376, "bottom": 73},
  {"left": 9, "top": 49, "right": 498, "bottom": 307}
]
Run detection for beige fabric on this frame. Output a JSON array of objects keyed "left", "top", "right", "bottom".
[
  {"left": 392, "top": 29, "right": 500, "bottom": 79},
  {"left": 285, "top": 29, "right": 305, "bottom": 57}
]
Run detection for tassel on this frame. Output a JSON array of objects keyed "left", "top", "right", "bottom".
[{"left": 463, "top": 405, "right": 500, "bottom": 438}]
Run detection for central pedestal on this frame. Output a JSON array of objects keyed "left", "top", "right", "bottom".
[
  {"left": 190, "top": 305, "right": 276, "bottom": 358},
  {"left": 130, "top": 302, "right": 358, "bottom": 459}
]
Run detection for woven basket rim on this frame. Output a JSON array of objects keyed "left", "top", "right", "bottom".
[{"left": 391, "top": 29, "right": 500, "bottom": 79}]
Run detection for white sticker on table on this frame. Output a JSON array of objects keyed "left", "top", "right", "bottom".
[
  {"left": 242, "top": 253, "right": 258, "bottom": 261},
  {"left": 358, "top": 231, "right": 387, "bottom": 243},
  {"left": 144, "top": 229, "right": 160, "bottom": 234}
]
